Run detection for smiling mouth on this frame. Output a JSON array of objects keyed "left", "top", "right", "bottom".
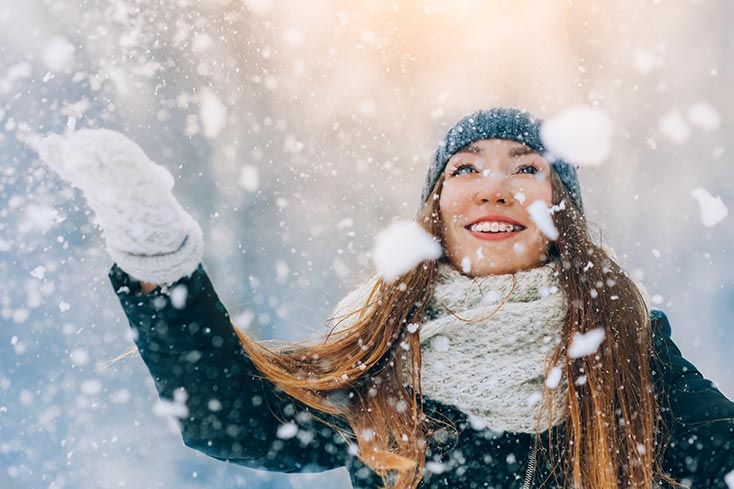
[{"left": 465, "top": 222, "right": 526, "bottom": 234}]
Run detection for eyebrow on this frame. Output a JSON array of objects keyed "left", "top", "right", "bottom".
[
  {"left": 453, "top": 144, "right": 538, "bottom": 157},
  {"left": 509, "top": 146, "right": 537, "bottom": 157}
]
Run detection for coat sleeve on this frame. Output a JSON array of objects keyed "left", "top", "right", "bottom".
[
  {"left": 108, "top": 263, "right": 352, "bottom": 473},
  {"left": 651, "top": 309, "right": 734, "bottom": 488}
]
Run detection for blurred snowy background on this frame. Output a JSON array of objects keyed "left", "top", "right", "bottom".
[{"left": 1, "top": 0, "right": 733, "bottom": 487}]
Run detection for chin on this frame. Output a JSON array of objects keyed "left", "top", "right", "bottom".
[
  {"left": 479, "top": 264, "right": 528, "bottom": 276},
  {"left": 450, "top": 254, "right": 548, "bottom": 277}
]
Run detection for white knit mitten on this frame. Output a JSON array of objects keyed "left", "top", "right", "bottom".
[{"left": 38, "top": 129, "right": 204, "bottom": 285}]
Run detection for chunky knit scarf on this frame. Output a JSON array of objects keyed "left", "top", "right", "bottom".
[
  {"left": 419, "top": 261, "right": 568, "bottom": 433},
  {"left": 329, "top": 261, "right": 570, "bottom": 434}
]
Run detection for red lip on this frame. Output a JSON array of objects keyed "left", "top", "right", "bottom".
[
  {"left": 465, "top": 215, "right": 526, "bottom": 228},
  {"left": 466, "top": 229, "right": 521, "bottom": 241}
]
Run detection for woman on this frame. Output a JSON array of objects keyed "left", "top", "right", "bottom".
[{"left": 39, "top": 108, "right": 734, "bottom": 488}]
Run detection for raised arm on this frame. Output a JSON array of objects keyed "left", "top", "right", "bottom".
[
  {"left": 109, "top": 263, "right": 351, "bottom": 472},
  {"left": 650, "top": 309, "right": 734, "bottom": 488}
]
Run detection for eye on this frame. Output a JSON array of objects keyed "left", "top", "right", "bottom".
[
  {"left": 451, "top": 164, "right": 477, "bottom": 176},
  {"left": 517, "top": 163, "right": 540, "bottom": 175}
]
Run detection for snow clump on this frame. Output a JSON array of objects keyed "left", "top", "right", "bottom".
[
  {"left": 372, "top": 220, "right": 442, "bottom": 283},
  {"left": 541, "top": 106, "right": 614, "bottom": 166},
  {"left": 169, "top": 285, "right": 188, "bottom": 309},
  {"left": 238, "top": 165, "right": 260, "bottom": 192},
  {"left": 242, "top": 0, "right": 273, "bottom": 15},
  {"left": 691, "top": 188, "right": 728, "bottom": 227},
  {"left": 545, "top": 367, "right": 563, "bottom": 389},
  {"left": 461, "top": 256, "right": 471, "bottom": 274},
  {"left": 568, "top": 328, "right": 606, "bottom": 359},
  {"left": 199, "top": 88, "right": 227, "bottom": 139},
  {"left": 527, "top": 201, "right": 559, "bottom": 240},
  {"left": 724, "top": 468, "right": 734, "bottom": 489},
  {"left": 42, "top": 36, "right": 75, "bottom": 72},
  {"left": 276, "top": 422, "right": 298, "bottom": 439},
  {"left": 658, "top": 110, "right": 691, "bottom": 145},
  {"left": 153, "top": 389, "right": 189, "bottom": 419},
  {"left": 687, "top": 102, "right": 721, "bottom": 131}
]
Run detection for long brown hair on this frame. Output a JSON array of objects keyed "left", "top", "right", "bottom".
[
  {"left": 539, "top": 169, "right": 678, "bottom": 488},
  {"left": 109, "top": 163, "right": 678, "bottom": 488}
]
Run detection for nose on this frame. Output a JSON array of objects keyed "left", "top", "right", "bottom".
[{"left": 473, "top": 174, "right": 514, "bottom": 205}]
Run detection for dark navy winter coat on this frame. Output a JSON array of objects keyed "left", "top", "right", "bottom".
[{"left": 109, "top": 263, "right": 734, "bottom": 488}]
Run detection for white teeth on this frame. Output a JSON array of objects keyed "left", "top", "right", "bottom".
[{"left": 469, "top": 221, "right": 522, "bottom": 233}]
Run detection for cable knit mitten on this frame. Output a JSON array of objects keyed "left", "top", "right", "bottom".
[{"left": 38, "top": 129, "right": 204, "bottom": 285}]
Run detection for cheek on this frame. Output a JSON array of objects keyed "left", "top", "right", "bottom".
[
  {"left": 520, "top": 179, "right": 553, "bottom": 205},
  {"left": 438, "top": 189, "right": 463, "bottom": 222},
  {"left": 439, "top": 208, "right": 461, "bottom": 233},
  {"left": 526, "top": 220, "right": 552, "bottom": 254}
]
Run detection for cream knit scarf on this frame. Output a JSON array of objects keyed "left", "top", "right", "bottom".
[
  {"left": 329, "top": 260, "right": 570, "bottom": 434},
  {"left": 419, "top": 261, "right": 568, "bottom": 433}
]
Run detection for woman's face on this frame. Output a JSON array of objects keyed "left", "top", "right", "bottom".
[{"left": 438, "top": 138, "right": 554, "bottom": 277}]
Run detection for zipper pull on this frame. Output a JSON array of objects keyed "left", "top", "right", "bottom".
[{"left": 521, "top": 439, "right": 538, "bottom": 489}]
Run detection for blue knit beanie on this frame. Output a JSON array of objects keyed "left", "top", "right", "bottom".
[{"left": 422, "top": 107, "right": 584, "bottom": 213}]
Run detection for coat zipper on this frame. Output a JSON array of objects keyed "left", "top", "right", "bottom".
[{"left": 521, "top": 439, "right": 538, "bottom": 489}]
